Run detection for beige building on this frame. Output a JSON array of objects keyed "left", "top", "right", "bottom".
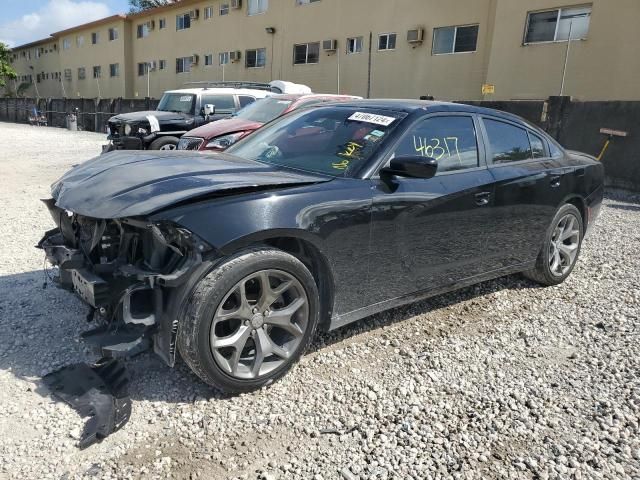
[{"left": 6, "top": 0, "right": 640, "bottom": 101}]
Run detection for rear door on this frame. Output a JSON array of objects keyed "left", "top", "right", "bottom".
[
  {"left": 480, "top": 116, "right": 571, "bottom": 268},
  {"left": 367, "top": 113, "right": 496, "bottom": 303}
]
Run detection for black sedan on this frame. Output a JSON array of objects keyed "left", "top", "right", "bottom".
[{"left": 39, "top": 100, "right": 604, "bottom": 392}]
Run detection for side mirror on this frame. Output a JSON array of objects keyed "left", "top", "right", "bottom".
[
  {"left": 380, "top": 155, "right": 438, "bottom": 179},
  {"left": 203, "top": 104, "right": 215, "bottom": 116}
]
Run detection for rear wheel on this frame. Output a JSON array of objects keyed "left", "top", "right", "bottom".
[
  {"left": 177, "top": 248, "right": 319, "bottom": 393},
  {"left": 149, "top": 136, "right": 179, "bottom": 150},
  {"left": 523, "top": 204, "right": 583, "bottom": 286}
]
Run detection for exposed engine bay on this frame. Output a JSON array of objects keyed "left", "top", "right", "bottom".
[{"left": 38, "top": 199, "right": 212, "bottom": 365}]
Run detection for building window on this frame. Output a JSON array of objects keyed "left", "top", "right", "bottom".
[
  {"left": 294, "top": 42, "right": 320, "bottom": 64},
  {"left": 159, "top": 18, "right": 166, "bottom": 29},
  {"left": 93, "top": 66, "right": 101, "bottom": 78},
  {"left": 91, "top": 32, "right": 99, "bottom": 44},
  {"left": 378, "top": 33, "right": 396, "bottom": 51},
  {"left": 245, "top": 48, "right": 266, "bottom": 67},
  {"left": 64, "top": 69, "right": 72, "bottom": 80},
  {"left": 204, "top": 6, "right": 214, "bottom": 19},
  {"left": 204, "top": 54, "right": 213, "bottom": 66},
  {"left": 108, "top": 28, "right": 118, "bottom": 41},
  {"left": 432, "top": 25, "right": 479, "bottom": 55},
  {"left": 76, "top": 35, "right": 84, "bottom": 47},
  {"left": 138, "top": 62, "right": 147, "bottom": 76},
  {"left": 109, "top": 63, "right": 119, "bottom": 77},
  {"left": 62, "top": 39, "right": 71, "bottom": 50},
  {"left": 78, "top": 67, "right": 86, "bottom": 80},
  {"left": 346, "top": 36, "right": 363, "bottom": 54},
  {"left": 219, "top": 51, "right": 230, "bottom": 65},
  {"left": 176, "top": 13, "right": 191, "bottom": 30},
  {"left": 525, "top": 6, "right": 592, "bottom": 44},
  {"left": 248, "top": 0, "right": 268, "bottom": 15},
  {"left": 159, "top": 59, "right": 167, "bottom": 70},
  {"left": 176, "top": 56, "right": 193, "bottom": 73},
  {"left": 296, "top": 0, "right": 320, "bottom": 3},
  {"left": 137, "top": 24, "right": 151, "bottom": 38},
  {"left": 220, "top": 3, "right": 229, "bottom": 15}
]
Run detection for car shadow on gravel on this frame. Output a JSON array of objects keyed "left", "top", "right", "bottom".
[{"left": 0, "top": 269, "right": 541, "bottom": 403}]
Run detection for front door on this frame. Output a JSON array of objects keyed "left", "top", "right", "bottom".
[{"left": 368, "top": 114, "right": 496, "bottom": 304}]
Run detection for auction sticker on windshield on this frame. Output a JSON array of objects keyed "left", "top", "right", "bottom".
[
  {"left": 348, "top": 112, "right": 396, "bottom": 126},
  {"left": 180, "top": 96, "right": 192, "bottom": 102}
]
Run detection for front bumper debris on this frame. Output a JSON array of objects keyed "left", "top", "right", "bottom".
[
  {"left": 38, "top": 204, "right": 211, "bottom": 366},
  {"left": 42, "top": 357, "right": 131, "bottom": 449}
]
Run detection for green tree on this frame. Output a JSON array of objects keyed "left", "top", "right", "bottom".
[
  {"left": 0, "top": 42, "right": 17, "bottom": 89},
  {"left": 128, "top": 0, "right": 177, "bottom": 13}
]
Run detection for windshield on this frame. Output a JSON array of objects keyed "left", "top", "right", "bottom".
[
  {"left": 227, "top": 106, "right": 405, "bottom": 177},
  {"left": 235, "top": 97, "right": 293, "bottom": 123},
  {"left": 157, "top": 93, "right": 195, "bottom": 114}
]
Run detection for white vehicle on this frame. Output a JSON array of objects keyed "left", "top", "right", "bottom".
[{"left": 104, "top": 81, "right": 310, "bottom": 151}]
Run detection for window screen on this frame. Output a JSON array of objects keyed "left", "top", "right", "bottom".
[
  {"left": 484, "top": 119, "right": 533, "bottom": 164},
  {"left": 394, "top": 116, "right": 479, "bottom": 173}
]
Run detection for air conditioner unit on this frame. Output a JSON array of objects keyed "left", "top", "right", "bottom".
[
  {"left": 189, "top": 9, "right": 200, "bottom": 20},
  {"left": 407, "top": 28, "right": 424, "bottom": 44},
  {"left": 191, "top": 54, "right": 199, "bottom": 65},
  {"left": 231, "top": 0, "right": 241, "bottom": 9},
  {"left": 230, "top": 50, "right": 241, "bottom": 62},
  {"left": 322, "top": 39, "right": 337, "bottom": 51},
  {"left": 146, "top": 20, "right": 155, "bottom": 30}
]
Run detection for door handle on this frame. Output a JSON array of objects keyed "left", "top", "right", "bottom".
[
  {"left": 550, "top": 175, "right": 561, "bottom": 188},
  {"left": 475, "top": 192, "right": 491, "bottom": 206}
]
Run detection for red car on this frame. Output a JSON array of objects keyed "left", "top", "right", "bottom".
[{"left": 177, "top": 93, "right": 361, "bottom": 151}]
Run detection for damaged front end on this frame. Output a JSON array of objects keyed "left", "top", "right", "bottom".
[{"left": 38, "top": 198, "right": 213, "bottom": 366}]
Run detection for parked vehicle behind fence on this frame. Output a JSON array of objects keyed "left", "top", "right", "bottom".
[
  {"left": 40, "top": 100, "right": 603, "bottom": 393},
  {"left": 177, "top": 93, "right": 362, "bottom": 151}
]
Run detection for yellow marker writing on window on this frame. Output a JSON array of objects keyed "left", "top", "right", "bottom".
[
  {"left": 332, "top": 159, "right": 350, "bottom": 170},
  {"left": 339, "top": 142, "right": 361, "bottom": 158}
]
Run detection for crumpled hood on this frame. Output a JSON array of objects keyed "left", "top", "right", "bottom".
[
  {"left": 51, "top": 151, "right": 331, "bottom": 219},
  {"left": 187, "top": 117, "right": 264, "bottom": 140},
  {"left": 108, "top": 110, "right": 188, "bottom": 123}
]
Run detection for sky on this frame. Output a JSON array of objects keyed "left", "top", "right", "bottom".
[{"left": 0, "top": 0, "right": 131, "bottom": 47}]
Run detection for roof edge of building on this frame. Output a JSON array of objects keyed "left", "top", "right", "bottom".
[{"left": 50, "top": 14, "right": 128, "bottom": 38}]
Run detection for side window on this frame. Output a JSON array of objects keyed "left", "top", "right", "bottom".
[
  {"left": 528, "top": 132, "right": 546, "bottom": 158},
  {"left": 393, "top": 116, "right": 479, "bottom": 173},
  {"left": 239, "top": 95, "right": 256, "bottom": 108},
  {"left": 201, "top": 94, "right": 236, "bottom": 113},
  {"left": 483, "top": 119, "right": 532, "bottom": 164},
  {"left": 549, "top": 140, "right": 563, "bottom": 158}
]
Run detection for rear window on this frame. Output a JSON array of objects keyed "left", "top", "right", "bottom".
[
  {"left": 227, "top": 107, "right": 406, "bottom": 177},
  {"left": 483, "top": 119, "right": 532, "bottom": 164}
]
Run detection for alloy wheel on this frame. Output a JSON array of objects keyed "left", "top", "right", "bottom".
[
  {"left": 548, "top": 213, "right": 580, "bottom": 277},
  {"left": 159, "top": 144, "right": 177, "bottom": 150},
  {"left": 210, "top": 269, "right": 309, "bottom": 380}
]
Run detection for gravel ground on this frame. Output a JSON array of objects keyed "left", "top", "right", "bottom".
[{"left": 0, "top": 121, "right": 639, "bottom": 480}]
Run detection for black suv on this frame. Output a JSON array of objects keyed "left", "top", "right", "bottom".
[{"left": 103, "top": 83, "right": 273, "bottom": 151}]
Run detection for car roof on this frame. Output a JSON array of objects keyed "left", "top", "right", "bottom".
[
  {"left": 328, "top": 99, "right": 529, "bottom": 124},
  {"left": 163, "top": 87, "right": 272, "bottom": 96}
]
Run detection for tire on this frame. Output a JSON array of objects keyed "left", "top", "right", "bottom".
[
  {"left": 177, "top": 247, "right": 319, "bottom": 393},
  {"left": 523, "top": 203, "right": 584, "bottom": 286},
  {"left": 149, "top": 136, "right": 180, "bottom": 150}
]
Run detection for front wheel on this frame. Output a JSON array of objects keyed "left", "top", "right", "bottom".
[
  {"left": 149, "top": 136, "right": 179, "bottom": 150},
  {"left": 177, "top": 248, "right": 319, "bottom": 393},
  {"left": 523, "top": 203, "right": 583, "bottom": 286}
]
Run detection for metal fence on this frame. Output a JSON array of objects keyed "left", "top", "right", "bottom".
[{"left": 0, "top": 97, "right": 160, "bottom": 132}]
